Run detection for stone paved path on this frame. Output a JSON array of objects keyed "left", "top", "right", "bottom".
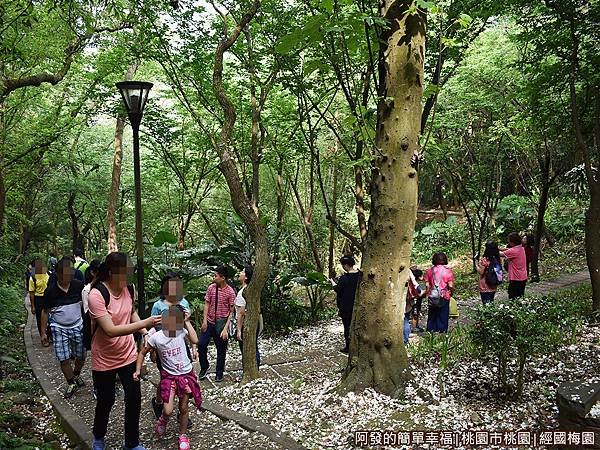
[{"left": 24, "top": 269, "right": 591, "bottom": 449}]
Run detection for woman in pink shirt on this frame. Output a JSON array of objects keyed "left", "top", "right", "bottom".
[
  {"left": 500, "top": 232, "right": 528, "bottom": 299},
  {"left": 425, "top": 252, "right": 455, "bottom": 332},
  {"left": 88, "top": 252, "right": 160, "bottom": 450}
]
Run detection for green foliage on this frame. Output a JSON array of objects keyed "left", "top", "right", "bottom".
[
  {"left": 412, "top": 217, "right": 470, "bottom": 263},
  {"left": 545, "top": 197, "right": 586, "bottom": 241},
  {"left": 495, "top": 195, "right": 536, "bottom": 235},
  {"left": 408, "top": 325, "right": 474, "bottom": 370},
  {"left": 469, "top": 288, "right": 591, "bottom": 398}
]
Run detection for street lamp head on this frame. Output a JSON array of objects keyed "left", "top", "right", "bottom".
[{"left": 116, "top": 81, "right": 153, "bottom": 123}]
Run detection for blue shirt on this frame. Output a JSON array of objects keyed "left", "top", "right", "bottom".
[{"left": 151, "top": 298, "right": 191, "bottom": 332}]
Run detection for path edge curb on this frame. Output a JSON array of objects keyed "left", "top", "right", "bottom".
[{"left": 23, "top": 300, "right": 93, "bottom": 450}]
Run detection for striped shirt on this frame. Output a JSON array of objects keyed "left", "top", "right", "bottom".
[{"left": 205, "top": 283, "right": 235, "bottom": 324}]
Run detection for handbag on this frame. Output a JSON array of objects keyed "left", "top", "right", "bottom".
[
  {"left": 213, "top": 285, "right": 228, "bottom": 336},
  {"left": 449, "top": 297, "right": 459, "bottom": 318}
]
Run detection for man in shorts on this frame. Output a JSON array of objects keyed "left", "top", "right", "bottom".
[{"left": 41, "top": 257, "right": 86, "bottom": 398}]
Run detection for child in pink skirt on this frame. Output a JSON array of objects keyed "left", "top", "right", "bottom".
[{"left": 134, "top": 306, "right": 201, "bottom": 450}]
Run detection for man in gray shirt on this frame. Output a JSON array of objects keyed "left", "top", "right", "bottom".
[{"left": 41, "top": 257, "right": 86, "bottom": 398}]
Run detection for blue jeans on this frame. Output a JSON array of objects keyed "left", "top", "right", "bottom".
[
  {"left": 480, "top": 291, "right": 496, "bottom": 304},
  {"left": 403, "top": 311, "right": 411, "bottom": 344},
  {"left": 427, "top": 299, "right": 450, "bottom": 332},
  {"left": 199, "top": 322, "right": 228, "bottom": 377}
]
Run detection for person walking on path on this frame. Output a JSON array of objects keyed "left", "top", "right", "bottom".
[
  {"left": 82, "top": 259, "right": 101, "bottom": 314},
  {"left": 500, "top": 232, "right": 528, "bottom": 299},
  {"left": 74, "top": 249, "right": 90, "bottom": 280},
  {"left": 425, "top": 252, "right": 455, "bottom": 333},
  {"left": 88, "top": 252, "right": 161, "bottom": 450},
  {"left": 198, "top": 266, "right": 235, "bottom": 382},
  {"left": 331, "top": 255, "right": 361, "bottom": 354},
  {"left": 134, "top": 306, "right": 201, "bottom": 450},
  {"left": 233, "top": 266, "right": 263, "bottom": 366},
  {"left": 149, "top": 273, "right": 195, "bottom": 427},
  {"left": 404, "top": 268, "right": 425, "bottom": 344},
  {"left": 410, "top": 267, "right": 425, "bottom": 332},
  {"left": 476, "top": 241, "right": 502, "bottom": 304},
  {"left": 40, "top": 257, "right": 86, "bottom": 398},
  {"left": 29, "top": 258, "right": 50, "bottom": 345}
]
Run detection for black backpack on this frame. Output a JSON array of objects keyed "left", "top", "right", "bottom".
[{"left": 82, "top": 283, "right": 135, "bottom": 350}]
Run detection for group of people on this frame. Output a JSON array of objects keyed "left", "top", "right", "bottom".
[
  {"left": 332, "top": 231, "right": 536, "bottom": 347},
  {"left": 27, "top": 251, "right": 261, "bottom": 450}
]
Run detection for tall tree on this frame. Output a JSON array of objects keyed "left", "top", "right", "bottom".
[{"left": 339, "top": 1, "right": 425, "bottom": 397}]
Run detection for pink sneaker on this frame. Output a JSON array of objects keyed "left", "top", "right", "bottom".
[
  {"left": 155, "top": 415, "right": 168, "bottom": 437},
  {"left": 179, "top": 434, "right": 190, "bottom": 450}
]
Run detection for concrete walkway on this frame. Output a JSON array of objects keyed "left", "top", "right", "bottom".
[{"left": 24, "top": 269, "right": 591, "bottom": 449}]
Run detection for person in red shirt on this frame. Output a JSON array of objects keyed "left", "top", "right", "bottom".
[
  {"left": 500, "top": 232, "right": 528, "bottom": 299},
  {"left": 198, "top": 266, "right": 235, "bottom": 382}
]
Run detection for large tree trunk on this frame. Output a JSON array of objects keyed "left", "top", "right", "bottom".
[
  {"left": 107, "top": 63, "right": 138, "bottom": 253},
  {"left": 568, "top": 25, "right": 600, "bottom": 311},
  {"left": 339, "top": 1, "right": 424, "bottom": 397},
  {"left": 212, "top": 0, "right": 264, "bottom": 382}
]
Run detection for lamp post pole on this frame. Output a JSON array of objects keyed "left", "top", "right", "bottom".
[
  {"left": 115, "top": 81, "right": 153, "bottom": 318},
  {"left": 131, "top": 118, "right": 145, "bottom": 318}
]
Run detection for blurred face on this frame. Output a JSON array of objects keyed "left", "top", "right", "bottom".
[
  {"left": 522, "top": 236, "right": 528, "bottom": 246},
  {"left": 57, "top": 262, "right": 74, "bottom": 285},
  {"left": 110, "top": 260, "right": 132, "bottom": 288},
  {"left": 34, "top": 261, "right": 47, "bottom": 274},
  {"left": 238, "top": 270, "right": 247, "bottom": 285},
  {"left": 213, "top": 272, "right": 226, "bottom": 285},
  {"left": 162, "top": 309, "right": 184, "bottom": 338},
  {"left": 164, "top": 278, "right": 184, "bottom": 302}
]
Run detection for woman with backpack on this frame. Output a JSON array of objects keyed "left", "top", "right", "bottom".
[
  {"left": 476, "top": 241, "right": 502, "bottom": 304},
  {"left": 88, "top": 252, "right": 161, "bottom": 450},
  {"left": 425, "top": 252, "right": 455, "bottom": 333}
]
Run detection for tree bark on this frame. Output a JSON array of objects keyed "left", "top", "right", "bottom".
[
  {"left": 531, "top": 153, "right": 551, "bottom": 283},
  {"left": 0, "top": 169, "right": 5, "bottom": 235},
  {"left": 339, "top": 1, "right": 424, "bottom": 397},
  {"left": 212, "top": 0, "right": 265, "bottom": 382},
  {"left": 107, "top": 63, "right": 138, "bottom": 253},
  {"left": 328, "top": 147, "right": 339, "bottom": 279},
  {"left": 568, "top": 23, "right": 600, "bottom": 310},
  {"left": 290, "top": 166, "right": 323, "bottom": 273}
]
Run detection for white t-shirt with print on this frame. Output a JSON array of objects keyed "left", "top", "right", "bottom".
[{"left": 148, "top": 329, "right": 192, "bottom": 376}]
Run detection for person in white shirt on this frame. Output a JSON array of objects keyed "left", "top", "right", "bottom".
[
  {"left": 233, "top": 266, "right": 263, "bottom": 366},
  {"left": 134, "top": 306, "right": 200, "bottom": 450}
]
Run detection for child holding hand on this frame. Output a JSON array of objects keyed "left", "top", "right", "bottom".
[{"left": 134, "top": 306, "right": 201, "bottom": 450}]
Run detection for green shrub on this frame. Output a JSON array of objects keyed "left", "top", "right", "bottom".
[{"left": 469, "top": 289, "right": 590, "bottom": 399}]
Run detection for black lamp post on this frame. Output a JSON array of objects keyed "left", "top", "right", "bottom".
[{"left": 116, "top": 81, "right": 153, "bottom": 318}]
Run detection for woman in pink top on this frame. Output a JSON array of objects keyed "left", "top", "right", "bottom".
[
  {"left": 88, "top": 252, "right": 160, "bottom": 450},
  {"left": 476, "top": 241, "right": 501, "bottom": 304},
  {"left": 425, "top": 252, "right": 455, "bottom": 332},
  {"left": 500, "top": 232, "right": 528, "bottom": 299}
]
